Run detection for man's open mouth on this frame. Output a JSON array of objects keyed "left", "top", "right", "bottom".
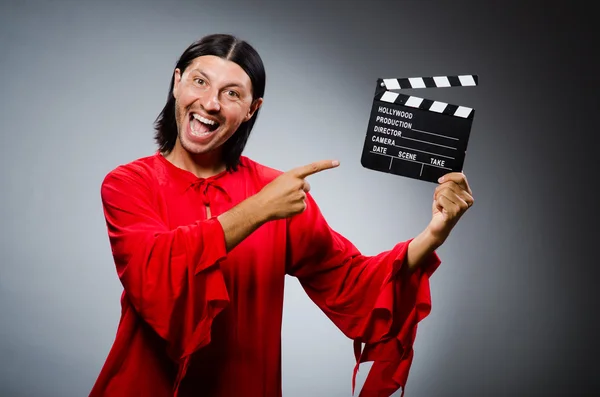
[{"left": 190, "top": 113, "right": 220, "bottom": 136}]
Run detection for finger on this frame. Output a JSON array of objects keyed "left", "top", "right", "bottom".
[
  {"left": 303, "top": 180, "right": 311, "bottom": 192},
  {"left": 434, "top": 196, "right": 444, "bottom": 213},
  {"left": 297, "top": 191, "right": 308, "bottom": 212},
  {"left": 291, "top": 159, "right": 340, "bottom": 179},
  {"left": 438, "top": 172, "right": 472, "bottom": 195},
  {"left": 436, "top": 194, "right": 461, "bottom": 219},
  {"left": 434, "top": 182, "right": 458, "bottom": 199},
  {"left": 437, "top": 190, "right": 460, "bottom": 209},
  {"left": 434, "top": 183, "right": 462, "bottom": 203},
  {"left": 299, "top": 198, "right": 307, "bottom": 213},
  {"left": 445, "top": 190, "right": 471, "bottom": 212},
  {"left": 434, "top": 185, "right": 474, "bottom": 208},
  {"left": 465, "top": 191, "right": 474, "bottom": 208}
]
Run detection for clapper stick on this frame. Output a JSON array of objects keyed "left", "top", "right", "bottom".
[{"left": 360, "top": 74, "right": 479, "bottom": 183}]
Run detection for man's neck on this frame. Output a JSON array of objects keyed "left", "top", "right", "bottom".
[{"left": 163, "top": 143, "right": 226, "bottom": 179}]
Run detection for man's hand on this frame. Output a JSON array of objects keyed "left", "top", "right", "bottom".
[
  {"left": 404, "top": 172, "right": 474, "bottom": 272},
  {"left": 217, "top": 159, "right": 339, "bottom": 252},
  {"left": 428, "top": 172, "right": 474, "bottom": 245},
  {"left": 256, "top": 159, "right": 340, "bottom": 221}
]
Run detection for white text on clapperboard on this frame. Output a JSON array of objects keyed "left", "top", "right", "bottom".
[{"left": 370, "top": 105, "right": 449, "bottom": 168}]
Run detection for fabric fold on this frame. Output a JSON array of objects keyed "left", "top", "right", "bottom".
[{"left": 353, "top": 247, "right": 440, "bottom": 397}]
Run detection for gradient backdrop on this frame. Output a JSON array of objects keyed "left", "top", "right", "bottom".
[{"left": 0, "top": 0, "right": 597, "bottom": 396}]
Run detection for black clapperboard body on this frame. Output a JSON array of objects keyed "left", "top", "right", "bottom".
[{"left": 361, "top": 75, "right": 478, "bottom": 183}]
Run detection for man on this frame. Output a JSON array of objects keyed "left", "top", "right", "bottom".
[{"left": 89, "top": 34, "right": 474, "bottom": 397}]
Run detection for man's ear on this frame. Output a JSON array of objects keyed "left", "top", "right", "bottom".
[
  {"left": 245, "top": 98, "right": 263, "bottom": 121},
  {"left": 172, "top": 68, "right": 182, "bottom": 98}
]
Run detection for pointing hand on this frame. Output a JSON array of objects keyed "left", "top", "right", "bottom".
[{"left": 258, "top": 160, "right": 340, "bottom": 221}]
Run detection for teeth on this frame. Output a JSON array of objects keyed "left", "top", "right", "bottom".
[
  {"left": 193, "top": 113, "right": 216, "bottom": 125},
  {"left": 191, "top": 129, "right": 210, "bottom": 136}
]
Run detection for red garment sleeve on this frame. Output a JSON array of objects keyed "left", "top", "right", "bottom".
[
  {"left": 100, "top": 165, "right": 229, "bottom": 390},
  {"left": 285, "top": 193, "right": 440, "bottom": 397}
]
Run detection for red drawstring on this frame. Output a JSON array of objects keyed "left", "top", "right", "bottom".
[{"left": 188, "top": 179, "right": 231, "bottom": 207}]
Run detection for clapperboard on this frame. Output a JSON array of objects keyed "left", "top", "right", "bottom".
[{"left": 360, "top": 75, "right": 478, "bottom": 183}]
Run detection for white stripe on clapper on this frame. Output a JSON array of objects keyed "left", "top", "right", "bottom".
[
  {"left": 429, "top": 101, "right": 448, "bottom": 113},
  {"left": 454, "top": 106, "right": 472, "bottom": 118},
  {"left": 458, "top": 75, "right": 476, "bottom": 86},
  {"left": 405, "top": 96, "right": 424, "bottom": 108},
  {"left": 408, "top": 77, "right": 426, "bottom": 88},
  {"left": 383, "top": 79, "right": 401, "bottom": 90},
  {"left": 433, "top": 76, "right": 451, "bottom": 87},
  {"left": 380, "top": 91, "right": 399, "bottom": 103}
]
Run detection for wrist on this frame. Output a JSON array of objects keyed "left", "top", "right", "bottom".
[
  {"left": 245, "top": 192, "right": 272, "bottom": 224},
  {"left": 405, "top": 226, "right": 444, "bottom": 273},
  {"left": 422, "top": 224, "right": 446, "bottom": 251}
]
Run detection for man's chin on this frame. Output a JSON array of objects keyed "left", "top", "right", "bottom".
[
  {"left": 180, "top": 134, "right": 223, "bottom": 155},
  {"left": 181, "top": 140, "right": 210, "bottom": 154}
]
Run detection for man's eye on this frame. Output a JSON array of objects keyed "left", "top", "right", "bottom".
[
  {"left": 227, "top": 90, "right": 239, "bottom": 97},
  {"left": 194, "top": 78, "right": 205, "bottom": 85}
]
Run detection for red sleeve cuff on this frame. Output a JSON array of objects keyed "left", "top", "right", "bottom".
[
  {"left": 353, "top": 240, "right": 441, "bottom": 397},
  {"left": 173, "top": 217, "right": 229, "bottom": 393},
  {"left": 192, "top": 217, "right": 228, "bottom": 275}
]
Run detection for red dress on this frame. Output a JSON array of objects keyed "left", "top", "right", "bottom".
[{"left": 88, "top": 152, "right": 440, "bottom": 397}]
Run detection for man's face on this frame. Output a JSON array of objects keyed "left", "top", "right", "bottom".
[{"left": 172, "top": 55, "right": 262, "bottom": 157}]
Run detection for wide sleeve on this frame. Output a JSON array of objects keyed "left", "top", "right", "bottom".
[
  {"left": 285, "top": 193, "right": 441, "bottom": 397},
  {"left": 100, "top": 165, "right": 230, "bottom": 390}
]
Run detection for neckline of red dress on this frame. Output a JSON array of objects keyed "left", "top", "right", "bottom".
[{"left": 154, "top": 150, "right": 232, "bottom": 183}]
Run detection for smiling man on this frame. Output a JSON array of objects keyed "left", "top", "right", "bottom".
[{"left": 89, "top": 34, "right": 474, "bottom": 397}]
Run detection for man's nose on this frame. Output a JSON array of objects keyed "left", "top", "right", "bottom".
[{"left": 200, "top": 88, "right": 221, "bottom": 112}]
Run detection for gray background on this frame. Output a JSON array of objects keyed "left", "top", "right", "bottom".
[{"left": 1, "top": 0, "right": 597, "bottom": 396}]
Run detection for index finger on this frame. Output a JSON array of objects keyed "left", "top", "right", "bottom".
[{"left": 290, "top": 160, "right": 340, "bottom": 178}]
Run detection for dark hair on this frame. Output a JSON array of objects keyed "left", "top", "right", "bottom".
[{"left": 153, "top": 33, "right": 266, "bottom": 171}]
